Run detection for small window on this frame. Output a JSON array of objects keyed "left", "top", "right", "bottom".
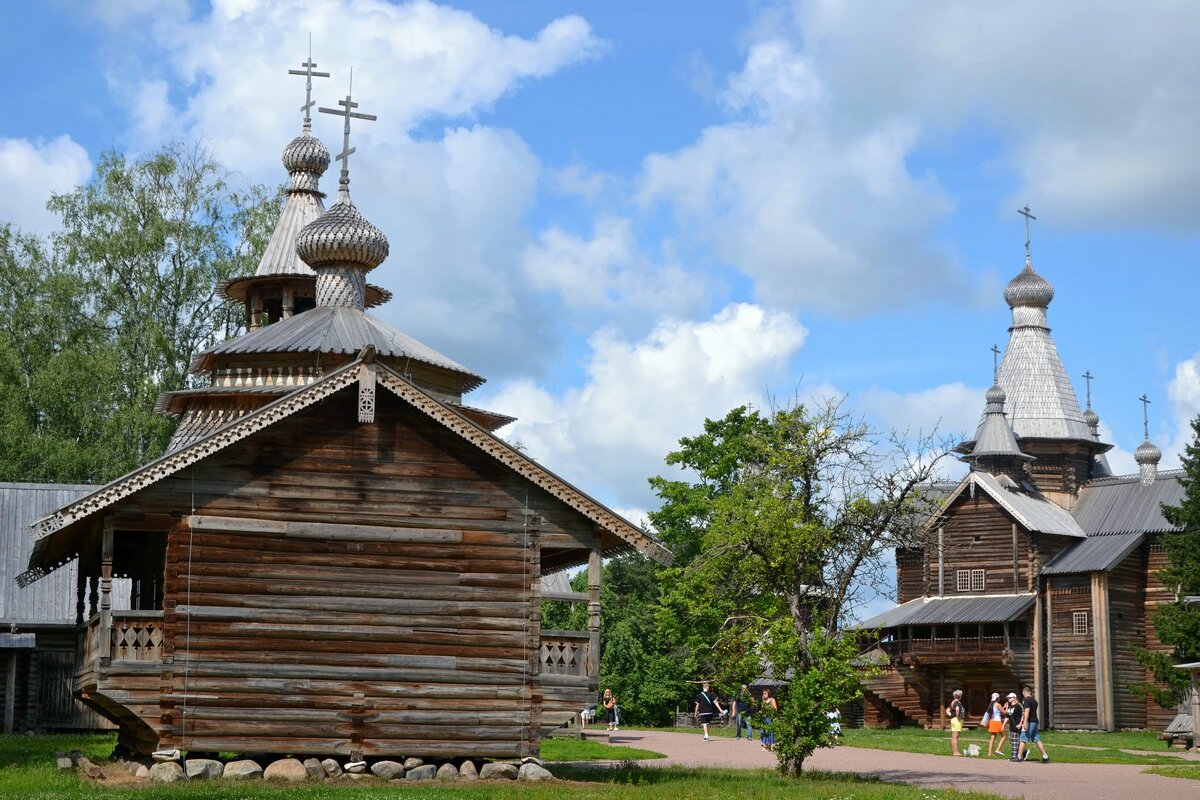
[
  {"left": 1072, "top": 611, "right": 1089, "bottom": 635},
  {"left": 956, "top": 570, "right": 971, "bottom": 592},
  {"left": 971, "top": 569, "right": 986, "bottom": 591}
]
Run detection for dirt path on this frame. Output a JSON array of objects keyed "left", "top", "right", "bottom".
[{"left": 600, "top": 730, "right": 1196, "bottom": 800}]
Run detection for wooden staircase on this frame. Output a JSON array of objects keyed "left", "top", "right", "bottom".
[{"left": 861, "top": 664, "right": 933, "bottom": 728}]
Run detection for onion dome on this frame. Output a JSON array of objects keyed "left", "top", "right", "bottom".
[
  {"left": 1134, "top": 438, "right": 1161, "bottom": 467},
  {"left": 1004, "top": 259, "right": 1055, "bottom": 308},
  {"left": 965, "top": 382, "right": 1032, "bottom": 467},
  {"left": 296, "top": 194, "right": 389, "bottom": 309},
  {"left": 282, "top": 133, "right": 330, "bottom": 192},
  {"left": 1083, "top": 407, "right": 1100, "bottom": 429},
  {"left": 985, "top": 383, "right": 1007, "bottom": 408}
]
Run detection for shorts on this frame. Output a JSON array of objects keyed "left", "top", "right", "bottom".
[
  {"left": 698, "top": 712, "right": 713, "bottom": 724},
  {"left": 950, "top": 718, "right": 963, "bottom": 732},
  {"left": 1021, "top": 722, "right": 1041, "bottom": 743},
  {"left": 988, "top": 719, "right": 1004, "bottom": 734}
]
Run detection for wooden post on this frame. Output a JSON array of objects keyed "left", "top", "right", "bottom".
[
  {"left": 3, "top": 653, "right": 15, "bottom": 733},
  {"left": 1191, "top": 670, "right": 1199, "bottom": 754},
  {"left": 249, "top": 290, "right": 262, "bottom": 330},
  {"left": 75, "top": 559, "right": 86, "bottom": 625},
  {"left": 1040, "top": 578, "right": 1050, "bottom": 726},
  {"left": 1011, "top": 523, "right": 1019, "bottom": 592},
  {"left": 282, "top": 286, "right": 294, "bottom": 319},
  {"left": 587, "top": 543, "right": 601, "bottom": 682},
  {"left": 937, "top": 527, "right": 945, "bottom": 597},
  {"left": 1091, "top": 571, "right": 1114, "bottom": 730},
  {"left": 100, "top": 525, "right": 114, "bottom": 662}
]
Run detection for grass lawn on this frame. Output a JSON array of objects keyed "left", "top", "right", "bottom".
[
  {"left": 1144, "top": 765, "right": 1200, "bottom": 781},
  {"left": 0, "top": 734, "right": 1003, "bottom": 799},
  {"left": 841, "top": 727, "right": 1184, "bottom": 764},
  {"left": 540, "top": 737, "right": 665, "bottom": 761}
]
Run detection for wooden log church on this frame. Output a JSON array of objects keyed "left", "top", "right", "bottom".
[
  {"left": 14, "top": 61, "right": 670, "bottom": 759},
  {"left": 855, "top": 242, "right": 1183, "bottom": 732}
]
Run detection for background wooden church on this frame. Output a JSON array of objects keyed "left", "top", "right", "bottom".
[
  {"left": 3, "top": 62, "right": 668, "bottom": 757},
  {"left": 857, "top": 247, "right": 1182, "bottom": 732}
]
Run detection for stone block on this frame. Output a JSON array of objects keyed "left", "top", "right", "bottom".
[
  {"left": 519, "top": 762, "right": 555, "bottom": 781},
  {"left": 458, "top": 760, "right": 478, "bottom": 780},
  {"left": 405, "top": 764, "right": 437, "bottom": 780},
  {"left": 303, "top": 757, "right": 324, "bottom": 780},
  {"left": 403, "top": 757, "right": 424, "bottom": 770},
  {"left": 480, "top": 762, "right": 519, "bottom": 780},
  {"left": 321, "top": 758, "right": 343, "bottom": 778},
  {"left": 185, "top": 759, "right": 224, "bottom": 780},
  {"left": 263, "top": 758, "right": 308, "bottom": 782},
  {"left": 370, "top": 760, "right": 405, "bottom": 779},
  {"left": 436, "top": 763, "right": 459, "bottom": 780},
  {"left": 223, "top": 759, "right": 264, "bottom": 780},
  {"left": 148, "top": 762, "right": 186, "bottom": 783},
  {"left": 344, "top": 760, "right": 367, "bottom": 774}
]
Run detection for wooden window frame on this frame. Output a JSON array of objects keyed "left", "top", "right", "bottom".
[
  {"left": 956, "top": 569, "right": 971, "bottom": 592},
  {"left": 1072, "top": 611, "right": 1089, "bottom": 635},
  {"left": 971, "top": 569, "right": 986, "bottom": 592}
]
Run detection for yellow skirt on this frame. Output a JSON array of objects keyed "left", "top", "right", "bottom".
[{"left": 950, "top": 718, "right": 964, "bottom": 732}]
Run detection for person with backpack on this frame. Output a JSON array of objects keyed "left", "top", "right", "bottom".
[
  {"left": 983, "top": 692, "right": 1005, "bottom": 757},
  {"left": 945, "top": 689, "right": 965, "bottom": 756}
]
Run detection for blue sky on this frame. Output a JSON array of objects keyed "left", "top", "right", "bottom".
[{"left": 3, "top": 1, "right": 1200, "bottom": 543}]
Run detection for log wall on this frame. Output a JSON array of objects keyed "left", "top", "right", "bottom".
[
  {"left": 86, "top": 388, "right": 600, "bottom": 758},
  {"left": 1143, "top": 540, "right": 1178, "bottom": 730},
  {"left": 1046, "top": 575, "right": 1097, "bottom": 728},
  {"left": 1108, "top": 550, "right": 1147, "bottom": 729},
  {"left": 940, "top": 494, "right": 1030, "bottom": 595}
]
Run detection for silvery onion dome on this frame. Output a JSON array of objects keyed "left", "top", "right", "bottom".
[
  {"left": 1134, "top": 438, "right": 1162, "bottom": 466},
  {"left": 1083, "top": 407, "right": 1100, "bottom": 430},
  {"left": 282, "top": 133, "right": 330, "bottom": 193},
  {"left": 1004, "top": 259, "right": 1055, "bottom": 308},
  {"left": 967, "top": 382, "right": 1032, "bottom": 463},
  {"left": 296, "top": 194, "right": 389, "bottom": 309}
]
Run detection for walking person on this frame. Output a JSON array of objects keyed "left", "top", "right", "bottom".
[
  {"left": 693, "top": 681, "right": 725, "bottom": 742},
  {"left": 945, "top": 689, "right": 965, "bottom": 756},
  {"left": 1017, "top": 686, "right": 1050, "bottom": 763},
  {"left": 1004, "top": 692, "right": 1023, "bottom": 761},
  {"left": 759, "top": 687, "right": 778, "bottom": 751},
  {"left": 602, "top": 688, "right": 617, "bottom": 732},
  {"left": 984, "top": 693, "right": 1005, "bottom": 757},
  {"left": 733, "top": 684, "right": 754, "bottom": 741}
]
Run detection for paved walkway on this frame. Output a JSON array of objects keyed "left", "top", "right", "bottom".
[{"left": 597, "top": 730, "right": 1197, "bottom": 800}]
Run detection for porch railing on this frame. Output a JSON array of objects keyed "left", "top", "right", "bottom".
[{"left": 539, "top": 630, "right": 592, "bottom": 678}]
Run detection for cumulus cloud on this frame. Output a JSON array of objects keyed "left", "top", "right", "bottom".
[
  {"left": 792, "top": 0, "right": 1200, "bottom": 229},
  {"left": 0, "top": 136, "right": 92, "bottom": 234},
  {"left": 520, "top": 215, "right": 709, "bottom": 325},
  {"left": 481, "top": 303, "right": 808, "bottom": 508},
  {"left": 859, "top": 382, "right": 985, "bottom": 445},
  {"left": 638, "top": 36, "right": 970, "bottom": 315}
]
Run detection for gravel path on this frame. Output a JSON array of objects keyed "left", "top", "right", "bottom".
[{"left": 598, "top": 730, "right": 1196, "bottom": 800}]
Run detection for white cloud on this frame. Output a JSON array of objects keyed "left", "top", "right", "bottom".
[
  {"left": 0, "top": 136, "right": 92, "bottom": 234},
  {"left": 520, "top": 215, "right": 709, "bottom": 324},
  {"left": 792, "top": 0, "right": 1200, "bottom": 229},
  {"left": 547, "top": 164, "right": 613, "bottom": 202},
  {"left": 638, "top": 37, "right": 971, "bottom": 316},
  {"left": 859, "top": 382, "right": 985, "bottom": 444},
  {"left": 482, "top": 303, "right": 808, "bottom": 508}
]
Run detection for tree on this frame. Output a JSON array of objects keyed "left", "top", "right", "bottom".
[
  {"left": 1134, "top": 415, "right": 1200, "bottom": 708},
  {"left": 651, "top": 397, "right": 948, "bottom": 774},
  {"left": 0, "top": 143, "right": 278, "bottom": 482}
]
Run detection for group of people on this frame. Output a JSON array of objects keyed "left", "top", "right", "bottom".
[
  {"left": 946, "top": 685, "right": 1050, "bottom": 763},
  {"left": 694, "top": 682, "right": 779, "bottom": 749}
]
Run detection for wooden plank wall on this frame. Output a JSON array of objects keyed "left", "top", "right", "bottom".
[
  {"left": 1046, "top": 576, "right": 1097, "bottom": 728},
  {"left": 1143, "top": 540, "right": 1178, "bottom": 730},
  {"left": 940, "top": 494, "right": 1031, "bottom": 595},
  {"left": 1108, "top": 551, "right": 1147, "bottom": 728},
  {"left": 895, "top": 548, "right": 925, "bottom": 603},
  {"left": 94, "top": 389, "right": 599, "bottom": 758},
  {"left": 0, "top": 483, "right": 93, "bottom": 623}
]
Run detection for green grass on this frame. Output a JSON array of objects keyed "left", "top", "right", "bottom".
[
  {"left": 0, "top": 734, "right": 1001, "bottom": 799},
  {"left": 539, "top": 737, "right": 666, "bottom": 761},
  {"left": 840, "top": 727, "right": 1184, "bottom": 764},
  {"left": 1144, "top": 765, "right": 1200, "bottom": 781}
]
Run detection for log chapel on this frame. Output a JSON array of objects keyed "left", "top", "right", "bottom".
[
  {"left": 857, "top": 248, "right": 1182, "bottom": 732},
  {"left": 12, "top": 60, "right": 669, "bottom": 759}
]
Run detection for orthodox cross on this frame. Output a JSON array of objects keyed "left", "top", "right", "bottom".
[
  {"left": 1018, "top": 205, "right": 1036, "bottom": 261},
  {"left": 287, "top": 39, "right": 330, "bottom": 132},
  {"left": 1139, "top": 393, "right": 1151, "bottom": 439},
  {"left": 990, "top": 344, "right": 1001, "bottom": 382},
  {"left": 1082, "top": 370, "right": 1094, "bottom": 409},
  {"left": 319, "top": 70, "right": 377, "bottom": 190}
]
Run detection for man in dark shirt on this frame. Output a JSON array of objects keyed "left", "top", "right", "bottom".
[
  {"left": 693, "top": 680, "right": 725, "bottom": 742},
  {"left": 1018, "top": 686, "right": 1049, "bottom": 763}
]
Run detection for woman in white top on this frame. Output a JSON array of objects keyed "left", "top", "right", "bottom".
[{"left": 985, "top": 692, "right": 1006, "bottom": 757}]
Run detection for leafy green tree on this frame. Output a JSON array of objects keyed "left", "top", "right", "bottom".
[
  {"left": 0, "top": 143, "right": 278, "bottom": 482},
  {"left": 1134, "top": 416, "right": 1200, "bottom": 708},
  {"left": 651, "top": 397, "right": 947, "bottom": 774}
]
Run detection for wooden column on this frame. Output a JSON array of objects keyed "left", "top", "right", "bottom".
[
  {"left": 586, "top": 543, "right": 601, "bottom": 681},
  {"left": 75, "top": 559, "right": 86, "bottom": 625},
  {"left": 1011, "top": 523, "right": 1019, "bottom": 592},
  {"left": 522, "top": 515, "right": 542, "bottom": 759},
  {"left": 282, "top": 286, "right": 294, "bottom": 319},
  {"left": 248, "top": 290, "right": 262, "bottom": 330},
  {"left": 99, "top": 526, "right": 114, "bottom": 662},
  {"left": 937, "top": 527, "right": 945, "bottom": 596},
  {"left": 3, "top": 653, "right": 15, "bottom": 733},
  {"left": 1092, "top": 571, "right": 1114, "bottom": 731},
  {"left": 1035, "top": 578, "right": 1046, "bottom": 723}
]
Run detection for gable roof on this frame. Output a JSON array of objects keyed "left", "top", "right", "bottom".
[
  {"left": 19, "top": 355, "right": 670, "bottom": 586},
  {"left": 927, "top": 471, "right": 1085, "bottom": 538},
  {"left": 852, "top": 593, "right": 1036, "bottom": 629}
]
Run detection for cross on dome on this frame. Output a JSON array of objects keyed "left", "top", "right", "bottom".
[
  {"left": 288, "top": 40, "right": 331, "bottom": 133},
  {"left": 1139, "top": 393, "right": 1151, "bottom": 439},
  {"left": 1082, "top": 370, "right": 1094, "bottom": 409},
  {"left": 319, "top": 69, "right": 377, "bottom": 193},
  {"left": 1018, "top": 205, "right": 1036, "bottom": 261},
  {"left": 990, "top": 343, "right": 1001, "bottom": 381}
]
